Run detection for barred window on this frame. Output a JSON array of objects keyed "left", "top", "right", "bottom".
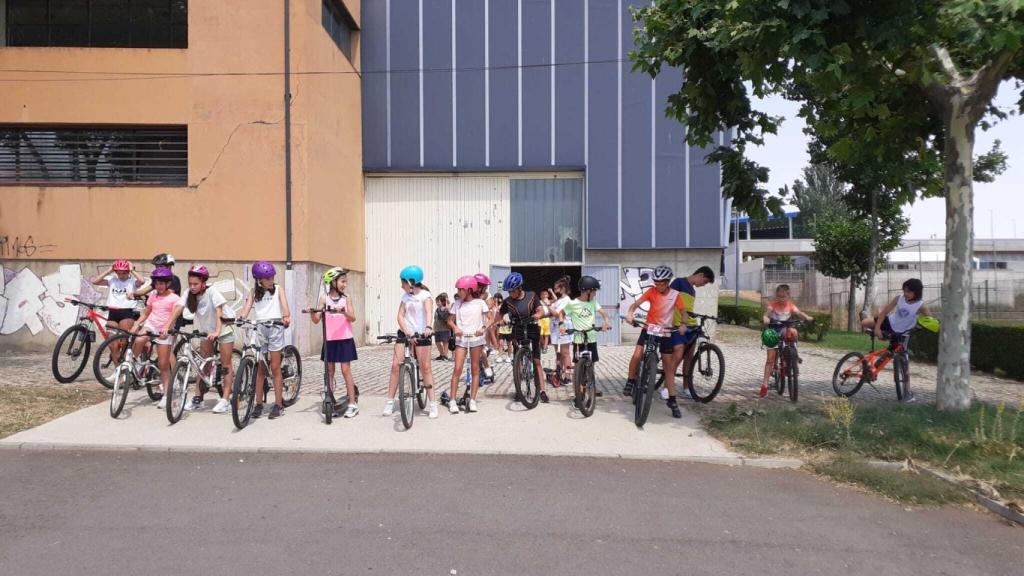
[
  {"left": 321, "top": 0, "right": 354, "bottom": 61},
  {"left": 0, "top": 126, "right": 187, "bottom": 186},
  {"left": 2, "top": 0, "right": 187, "bottom": 48}
]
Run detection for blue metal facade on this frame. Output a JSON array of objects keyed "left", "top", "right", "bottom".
[{"left": 361, "top": 0, "right": 727, "bottom": 249}]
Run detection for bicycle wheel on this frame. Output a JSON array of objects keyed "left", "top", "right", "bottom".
[
  {"left": 232, "top": 357, "right": 257, "bottom": 430},
  {"left": 52, "top": 325, "right": 91, "bottom": 383},
  {"left": 785, "top": 346, "right": 798, "bottom": 402},
  {"left": 398, "top": 362, "right": 416, "bottom": 429},
  {"left": 637, "top": 353, "right": 659, "bottom": 427},
  {"left": 832, "top": 352, "right": 866, "bottom": 397},
  {"left": 416, "top": 373, "right": 427, "bottom": 411},
  {"left": 166, "top": 361, "right": 190, "bottom": 424},
  {"left": 687, "top": 343, "right": 725, "bottom": 403},
  {"left": 142, "top": 364, "right": 162, "bottom": 401},
  {"left": 576, "top": 358, "right": 597, "bottom": 417},
  {"left": 109, "top": 364, "right": 132, "bottom": 419},
  {"left": 774, "top": 349, "right": 785, "bottom": 395},
  {"left": 92, "top": 331, "right": 128, "bottom": 389},
  {"left": 280, "top": 345, "right": 303, "bottom": 407},
  {"left": 893, "top": 354, "right": 906, "bottom": 401},
  {"left": 513, "top": 348, "right": 539, "bottom": 409}
]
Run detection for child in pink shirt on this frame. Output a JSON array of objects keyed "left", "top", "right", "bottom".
[{"left": 311, "top": 268, "right": 360, "bottom": 417}]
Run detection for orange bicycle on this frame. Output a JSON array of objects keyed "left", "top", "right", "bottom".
[{"left": 832, "top": 330, "right": 915, "bottom": 400}]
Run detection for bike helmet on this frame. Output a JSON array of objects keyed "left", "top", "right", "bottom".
[
  {"left": 917, "top": 315, "right": 940, "bottom": 333},
  {"left": 151, "top": 267, "right": 174, "bottom": 282},
  {"left": 474, "top": 273, "right": 492, "bottom": 287},
  {"left": 152, "top": 253, "right": 176, "bottom": 266},
  {"left": 578, "top": 275, "right": 601, "bottom": 291},
  {"left": 761, "top": 328, "right": 780, "bottom": 348},
  {"left": 651, "top": 265, "right": 674, "bottom": 281},
  {"left": 187, "top": 265, "right": 210, "bottom": 279},
  {"left": 503, "top": 272, "right": 524, "bottom": 291},
  {"left": 322, "top": 266, "right": 348, "bottom": 285},
  {"left": 252, "top": 261, "right": 276, "bottom": 279},
  {"left": 112, "top": 260, "right": 131, "bottom": 272},
  {"left": 400, "top": 265, "right": 424, "bottom": 285},
  {"left": 455, "top": 275, "right": 478, "bottom": 290}
]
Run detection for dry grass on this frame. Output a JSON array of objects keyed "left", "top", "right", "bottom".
[{"left": 0, "top": 385, "right": 108, "bottom": 439}]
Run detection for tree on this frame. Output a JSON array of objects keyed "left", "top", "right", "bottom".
[
  {"left": 631, "top": 1, "right": 1023, "bottom": 410},
  {"left": 790, "top": 164, "right": 846, "bottom": 225}
]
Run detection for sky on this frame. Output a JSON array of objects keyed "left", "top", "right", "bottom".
[{"left": 745, "top": 81, "right": 1023, "bottom": 240}]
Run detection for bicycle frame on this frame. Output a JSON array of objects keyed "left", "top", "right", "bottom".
[
  {"left": 68, "top": 298, "right": 111, "bottom": 341},
  {"left": 862, "top": 332, "right": 911, "bottom": 382}
]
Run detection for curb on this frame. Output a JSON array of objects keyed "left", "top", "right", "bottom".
[{"left": 0, "top": 441, "right": 802, "bottom": 469}]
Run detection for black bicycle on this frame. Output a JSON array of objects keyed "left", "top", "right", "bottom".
[
  {"left": 623, "top": 315, "right": 673, "bottom": 428},
  {"left": 378, "top": 333, "right": 428, "bottom": 429},
  {"left": 509, "top": 319, "right": 542, "bottom": 409},
  {"left": 654, "top": 313, "right": 726, "bottom": 403},
  {"left": 768, "top": 319, "right": 807, "bottom": 402},
  {"left": 565, "top": 327, "right": 605, "bottom": 417}
]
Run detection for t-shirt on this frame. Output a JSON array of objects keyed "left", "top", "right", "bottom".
[
  {"left": 501, "top": 291, "right": 541, "bottom": 325},
  {"left": 452, "top": 298, "right": 489, "bottom": 347},
  {"left": 193, "top": 288, "right": 230, "bottom": 335},
  {"left": 670, "top": 277, "right": 697, "bottom": 326},
  {"left": 636, "top": 287, "right": 685, "bottom": 329},
  {"left": 433, "top": 307, "right": 451, "bottom": 332},
  {"left": 323, "top": 294, "right": 353, "bottom": 341},
  {"left": 105, "top": 275, "right": 138, "bottom": 310},
  {"left": 401, "top": 289, "right": 432, "bottom": 334},
  {"left": 887, "top": 295, "right": 924, "bottom": 333},
  {"left": 564, "top": 299, "right": 600, "bottom": 344},
  {"left": 253, "top": 285, "right": 283, "bottom": 320},
  {"left": 766, "top": 300, "right": 797, "bottom": 323},
  {"left": 146, "top": 291, "right": 181, "bottom": 332}
]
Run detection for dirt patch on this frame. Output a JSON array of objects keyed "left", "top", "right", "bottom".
[{"left": 0, "top": 385, "right": 107, "bottom": 439}]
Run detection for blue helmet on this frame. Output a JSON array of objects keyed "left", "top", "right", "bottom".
[
  {"left": 399, "top": 265, "right": 424, "bottom": 285},
  {"left": 503, "top": 272, "right": 524, "bottom": 291}
]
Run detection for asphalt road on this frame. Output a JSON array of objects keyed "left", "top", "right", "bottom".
[{"left": 0, "top": 450, "right": 1019, "bottom": 576}]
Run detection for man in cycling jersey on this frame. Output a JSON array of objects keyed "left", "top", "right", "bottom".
[
  {"left": 491, "top": 272, "right": 555, "bottom": 403},
  {"left": 623, "top": 265, "right": 687, "bottom": 418}
]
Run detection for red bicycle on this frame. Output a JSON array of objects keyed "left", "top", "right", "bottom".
[{"left": 51, "top": 298, "right": 113, "bottom": 383}]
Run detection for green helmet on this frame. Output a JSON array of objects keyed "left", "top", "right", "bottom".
[
  {"left": 917, "top": 315, "right": 940, "bottom": 333},
  {"left": 761, "top": 328, "right": 780, "bottom": 348},
  {"left": 322, "top": 266, "right": 348, "bottom": 285}
]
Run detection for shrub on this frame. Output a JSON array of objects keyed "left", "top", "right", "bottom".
[
  {"left": 802, "top": 312, "right": 832, "bottom": 342},
  {"left": 718, "top": 304, "right": 759, "bottom": 327},
  {"left": 910, "top": 321, "right": 1024, "bottom": 380}
]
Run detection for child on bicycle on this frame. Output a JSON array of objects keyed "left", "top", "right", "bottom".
[
  {"left": 861, "top": 278, "right": 930, "bottom": 402},
  {"left": 624, "top": 265, "right": 687, "bottom": 418},
  {"left": 91, "top": 259, "right": 145, "bottom": 361},
  {"left": 171, "top": 265, "right": 236, "bottom": 413},
  {"left": 760, "top": 284, "right": 814, "bottom": 398},
  {"left": 433, "top": 293, "right": 452, "bottom": 362},
  {"left": 239, "top": 261, "right": 291, "bottom": 420},
  {"left": 494, "top": 272, "right": 554, "bottom": 403},
  {"left": 562, "top": 276, "right": 611, "bottom": 398},
  {"left": 448, "top": 275, "right": 490, "bottom": 413},
  {"left": 312, "top": 267, "right": 360, "bottom": 417},
  {"left": 130, "top": 267, "right": 182, "bottom": 410},
  {"left": 385, "top": 265, "right": 438, "bottom": 419}
]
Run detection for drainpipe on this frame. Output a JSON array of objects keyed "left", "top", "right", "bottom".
[{"left": 284, "top": 0, "right": 293, "bottom": 271}]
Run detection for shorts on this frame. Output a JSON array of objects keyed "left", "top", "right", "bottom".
[
  {"left": 215, "top": 328, "right": 236, "bottom": 345},
  {"left": 144, "top": 322, "right": 174, "bottom": 346},
  {"left": 322, "top": 338, "right": 358, "bottom": 363},
  {"left": 397, "top": 330, "right": 432, "bottom": 347},
  {"left": 572, "top": 342, "right": 599, "bottom": 363},
  {"left": 433, "top": 329, "right": 452, "bottom": 342},
  {"left": 257, "top": 323, "right": 286, "bottom": 353},
  {"left": 499, "top": 331, "right": 513, "bottom": 341},
  {"left": 107, "top": 308, "right": 139, "bottom": 324},
  {"left": 551, "top": 330, "right": 572, "bottom": 346},
  {"left": 456, "top": 336, "right": 486, "bottom": 349},
  {"left": 539, "top": 318, "right": 551, "bottom": 337},
  {"left": 674, "top": 327, "right": 699, "bottom": 348},
  {"left": 635, "top": 328, "right": 678, "bottom": 355},
  {"left": 879, "top": 318, "right": 911, "bottom": 346}
]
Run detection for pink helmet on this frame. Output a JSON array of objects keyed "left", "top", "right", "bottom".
[
  {"left": 473, "top": 273, "right": 491, "bottom": 287},
  {"left": 455, "top": 275, "right": 478, "bottom": 290},
  {"left": 188, "top": 265, "right": 210, "bottom": 279},
  {"left": 112, "top": 260, "right": 131, "bottom": 272}
]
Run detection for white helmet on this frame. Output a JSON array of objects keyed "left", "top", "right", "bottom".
[{"left": 651, "top": 265, "right": 674, "bottom": 281}]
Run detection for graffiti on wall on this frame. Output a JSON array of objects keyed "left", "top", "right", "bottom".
[
  {"left": 620, "top": 267, "right": 655, "bottom": 313},
  {"left": 0, "top": 236, "right": 57, "bottom": 259}
]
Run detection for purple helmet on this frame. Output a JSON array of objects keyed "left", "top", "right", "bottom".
[
  {"left": 252, "top": 261, "right": 276, "bottom": 279},
  {"left": 151, "top": 267, "right": 174, "bottom": 282}
]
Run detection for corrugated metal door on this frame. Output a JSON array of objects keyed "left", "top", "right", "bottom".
[
  {"left": 582, "top": 265, "right": 621, "bottom": 345},
  {"left": 365, "top": 177, "right": 511, "bottom": 339},
  {"left": 510, "top": 178, "right": 584, "bottom": 263}
]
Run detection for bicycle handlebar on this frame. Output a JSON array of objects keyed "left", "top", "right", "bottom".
[
  {"left": 377, "top": 333, "right": 426, "bottom": 343},
  {"left": 232, "top": 319, "right": 285, "bottom": 328},
  {"left": 768, "top": 319, "right": 810, "bottom": 327},
  {"left": 65, "top": 297, "right": 109, "bottom": 311},
  {"left": 168, "top": 328, "right": 210, "bottom": 339},
  {"left": 564, "top": 327, "right": 608, "bottom": 335}
]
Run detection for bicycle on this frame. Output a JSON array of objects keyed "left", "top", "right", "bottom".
[
  {"left": 109, "top": 330, "right": 165, "bottom": 419},
  {"left": 654, "top": 313, "right": 726, "bottom": 403},
  {"left": 91, "top": 297, "right": 151, "bottom": 389},
  {"left": 832, "top": 328, "right": 916, "bottom": 401},
  {"left": 378, "top": 333, "right": 428, "bottom": 429},
  {"left": 509, "top": 319, "right": 543, "bottom": 410},
  {"left": 164, "top": 327, "right": 242, "bottom": 424},
  {"left": 230, "top": 319, "right": 303, "bottom": 430},
  {"left": 767, "top": 319, "right": 806, "bottom": 403},
  {"left": 302, "top": 307, "right": 359, "bottom": 425},
  {"left": 564, "top": 327, "right": 604, "bottom": 417},
  {"left": 52, "top": 298, "right": 113, "bottom": 383},
  {"left": 623, "top": 315, "right": 674, "bottom": 428}
]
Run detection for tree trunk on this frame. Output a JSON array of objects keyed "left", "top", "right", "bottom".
[
  {"left": 862, "top": 189, "right": 879, "bottom": 321},
  {"left": 847, "top": 276, "right": 857, "bottom": 332},
  {"left": 936, "top": 97, "right": 975, "bottom": 411}
]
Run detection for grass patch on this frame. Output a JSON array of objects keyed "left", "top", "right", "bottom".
[
  {"left": 718, "top": 295, "right": 762, "bottom": 310},
  {"left": 0, "top": 386, "right": 108, "bottom": 439},
  {"left": 801, "top": 330, "right": 875, "bottom": 352},
  {"left": 812, "top": 458, "right": 969, "bottom": 505},
  {"left": 705, "top": 401, "right": 1024, "bottom": 502}
]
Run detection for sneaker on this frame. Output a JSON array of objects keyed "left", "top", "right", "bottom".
[
  {"left": 435, "top": 355, "right": 445, "bottom": 361},
  {"left": 680, "top": 388, "right": 693, "bottom": 400},
  {"left": 268, "top": 404, "right": 283, "bottom": 419},
  {"left": 659, "top": 387, "right": 670, "bottom": 401},
  {"left": 151, "top": 392, "right": 164, "bottom": 402},
  {"left": 449, "top": 402, "right": 460, "bottom": 414},
  {"left": 429, "top": 402, "right": 439, "bottom": 419},
  {"left": 623, "top": 380, "right": 635, "bottom": 397},
  {"left": 157, "top": 396, "right": 167, "bottom": 410},
  {"left": 382, "top": 399, "right": 395, "bottom": 416},
  {"left": 252, "top": 404, "right": 264, "bottom": 418},
  {"left": 468, "top": 399, "right": 479, "bottom": 412},
  {"left": 212, "top": 398, "right": 231, "bottom": 413},
  {"left": 185, "top": 396, "right": 203, "bottom": 411},
  {"left": 668, "top": 398, "right": 682, "bottom": 419},
  {"left": 902, "top": 391, "right": 917, "bottom": 403},
  {"left": 343, "top": 404, "right": 359, "bottom": 418},
  {"left": 539, "top": 390, "right": 550, "bottom": 404},
  {"left": 758, "top": 384, "right": 769, "bottom": 398}
]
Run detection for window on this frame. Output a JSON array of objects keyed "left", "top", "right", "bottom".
[
  {"left": 0, "top": 126, "right": 187, "bottom": 186},
  {"left": 3, "top": 0, "right": 187, "bottom": 48},
  {"left": 510, "top": 179, "right": 584, "bottom": 263},
  {"left": 321, "top": 0, "right": 354, "bottom": 61}
]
